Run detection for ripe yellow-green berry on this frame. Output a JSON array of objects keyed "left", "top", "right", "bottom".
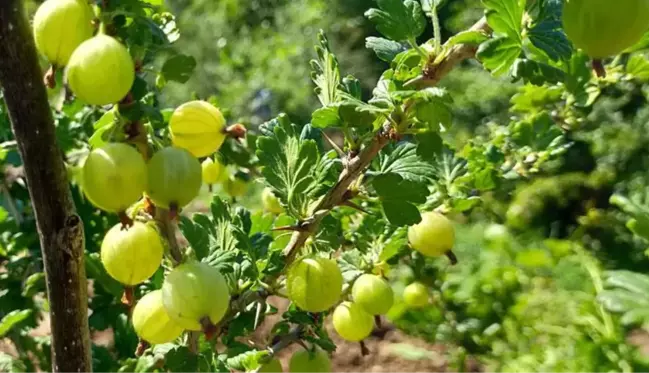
[
  {"left": 262, "top": 187, "right": 283, "bottom": 214},
  {"left": 403, "top": 282, "right": 430, "bottom": 308},
  {"left": 258, "top": 359, "right": 283, "bottom": 373},
  {"left": 132, "top": 290, "right": 184, "bottom": 344},
  {"left": 66, "top": 34, "right": 135, "bottom": 105},
  {"left": 286, "top": 256, "right": 343, "bottom": 312},
  {"left": 332, "top": 301, "right": 374, "bottom": 342},
  {"left": 101, "top": 221, "right": 163, "bottom": 285},
  {"left": 32, "top": 0, "right": 94, "bottom": 66},
  {"left": 81, "top": 143, "right": 147, "bottom": 213},
  {"left": 407, "top": 211, "right": 455, "bottom": 257},
  {"left": 224, "top": 176, "right": 248, "bottom": 198},
  {"left": 289, "top": 349, "right": 331, "bottom": 373},
  {"left": 351, "top": 274, "right": 394, "bottom": 315},
  {"left": 563, "top": 0, "right": 649, "bottom": 58},
  {"left": 161, "top": 261, "right": 230, "bottom": 331},
  {"left": 201, "top": 157, "right": 225, "bottom": 185},
  {"left": 169, "top": 100, "right": 227, "bottom": 157},
  {"left": 147, "top": 147, "right": 202, "bottom": 209}
]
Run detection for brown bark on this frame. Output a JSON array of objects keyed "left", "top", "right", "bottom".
[{"left": 0, "top": 1, "right": 92, "bottom": 372}]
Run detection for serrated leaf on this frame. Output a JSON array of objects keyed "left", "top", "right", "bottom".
[
  {"left": 482, "top": 0, "right": 525, "bottom": 40},
  {"left": 477, "top": 36, "right": 522, "bottom": 76},
  {"left": 627, "top": 54, "right": 649, "bottom": 82},
  {"left": 0, "top": 310, "right": 32, "bottom": 337},
  {"left": 161, "top": 54, "right": 196, "bottom": 83},
  {"left": 365, "top": 0, "right": 426, "bottom": 42},
  {"left": 413, "top": 87, "right": 453, "bottom": 130},
  {"left": 445, "top": 30, "right": 490, "bottom": 48},
  {"left": 605, "top": 270, "right": 649, "bottom": 295},
  {"left": 416, "top": 132, "right": 444, "bottom": 160},
  {"left": 528, "top": 0, "right": 572, "bottom": 61},
  {"left": 511, "top": 58, "right": 566, "bottom": 86},
  {"left": 226, "top": 350, "right": 268, "bottom": 371},
  {"left": 382, "top": 200, "right": 422, "bottom": 226},
  {"left": 256, "top": 120, "right": 328, "bottom": 218},
  {"left": 311, "top": 105, "right": 342, "bottom": 128},
  {"left": 179, "top": 215, "right": 210, "bottom": 260},
  {"left": 366, "top": 37, "right": 406, "bottom": 62},
  {"left": 338, "top": 250, "right": 365, "bottom": 283},
  {"left": 373, "top": 172, "right": 429, "bottom": 226},
  {"left": 0, "top": 352, "right": 26, "bottom": 373},
  {"left": 373, "top": 143, "right": 435, "bottom": 183},
  {"left": 311, "top": 31, "right": 341, "bottom": 107}
]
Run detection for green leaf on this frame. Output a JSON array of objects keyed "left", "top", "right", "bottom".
[
  {"left": 161, "top": 54, "right": 196, "bottom": 83},
  {"left": 311, "top": 31, "right": 341, "bottom": 107},
  {"left": 372, "top": 143, "right": 435, "bottom": 183},
  {"left": 179, "top": 215, "right": 211, "bottom": 260},
  {"left": 256, "top": 119, "right": 330, "bottom": 218},
  {"left": 627, "top": 54, "right": 649, "bottom": 82},
  {"left": 226, "top": 350, "right": 268, "bottom": 371},
  {"left": 482, "top": 0, "right": 525, "bottom": 40},
  {"left": 366, "top": 37, "right": 406, "bottom": 62},
  {"left": 445, "top": 30, "right": 490, "bottom": 48},
  {"left": 477, "top": 36, "right": 522, "bottom": 76},
  {"left": 165, "top": 346, "right": 199, "bottom": 372},
  {"left": 338, "top": 250, "right": 365, "bottom": 283},
  {"left": 413, "top": 87, "right": 453, "bottom": 130},
  {"left": 0, "top": 309, "right": 32, "bottom": 337},
  {"left": 373, "top": 173, "right": 429, "bottom": 226},
  {"left": 0, "top": 352, "right": 26, "bottom": 373},
  {"left": 416, "top": 132, "right": 444, "bottom": 160},
  {"left": 511, "top": 58, "right": 566, "bottom": 86},
  {"left": 528, "top": 0, "right": 572, "bottom": 61},
  {"left": 85, "top": 253, "right": 123, "bottom": 297},
  {"left": 365, "top": 0, "right": 427, "bottom": 42},
  {"left": 382, "top": 200, "right": 422, "bottom": 226},
  {"left": 311, "top": 105, "right": 341, "bottom": 128}
]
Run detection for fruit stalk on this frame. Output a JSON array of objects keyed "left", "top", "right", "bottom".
[
  {"left": 0, "top": 1, "right": 91, "bottom": 371},
  {"left": 281, "top": 16, "right": 493, "bottom": 265}
]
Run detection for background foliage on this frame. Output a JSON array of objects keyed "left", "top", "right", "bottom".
[{"left": 3, "top": 0, "right": 649, "bottom": 372}]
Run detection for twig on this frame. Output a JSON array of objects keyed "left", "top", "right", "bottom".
[
  {"left": 154, "top": 207, "right": 183, "bottom": 265},
  {"left": 280, "top": 16, "right": 493, "bottom": 265}
]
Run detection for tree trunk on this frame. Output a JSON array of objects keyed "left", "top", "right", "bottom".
[{"left": 0, "top": 1, "right": 92, "bottom": 372}]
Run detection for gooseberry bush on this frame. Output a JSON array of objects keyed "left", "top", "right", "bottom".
[{"left": 1, "top": 0, "right": 649, "bottom": 372}]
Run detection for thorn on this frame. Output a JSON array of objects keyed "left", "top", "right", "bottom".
[
  {"left": 341, "top": 200, "right": 369, "bottom": 214},
  {"left": 322, "top": 131, "right": 345, "bottom": 158},
  {"left": 592, "top": 59, "right": 606, "bottom": 78},
  {"left": 445, "top": 250, "right": 458, "bottom": 265}
]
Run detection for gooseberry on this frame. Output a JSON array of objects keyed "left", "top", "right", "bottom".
[
  {"left": 169, "top": 101, "right": 227, "bottom": 157},
  {"left": 286, "top": 256, "right": 343, "bottom": 312},
  {"left": 132, "top": 290, "right": 184, "bottom": 344},
  {"left": 201, "top": 157, "right": 225, "bottom": 185},
  {"left": 262, "top": 187, "right": 283, "bottom": 214},
  {"left": 101, "top": 221, "right": 163, "bottom": 285},
  {"left": 147, "top": 147, "right": 202, "bottom": 209},
  {"left": 288, "top": 349, "right": 331, "bottom": 373},
  {"left": 66, "top": 34, "right": 135, "bottom": 105},
  {"left": 407, "top": 211, "right": 455, "bottom": 257},
  {"left": 403, "top": 282, "right": 429, "bottom": 308},
  {"left": 562, "top": 0, "right": 649, "bottom": 58},
  {"left": 258, "top": 359, "right": 283, "bottom": 373},
  {"left": 33, "top": 0, "right": 94, "bottom": 66},
  {"left": 81, "top": 143, "right": 147, "bottom": 213},
  {"left": 161, "top": 261, "right": 230, "bottom": 331},
  {"left": 224, "top": 175, "right": 248, "bottom": 198},
  {"left": 351, "top": 274, "right": 394, "bottom": 315},
  {"left": 332, "top": 301, "right": 374, "bottom": 342}
]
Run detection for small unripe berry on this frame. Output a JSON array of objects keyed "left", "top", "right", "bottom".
[
  {"left": 286, "top": 256, "right": 343, "bottom": 312},
  {"left": 101, "top": 221, "right": 163, "bottom": 285},
  {"left": 408, "top": 211, "right": 455, "bottom": 257},
  {"left": 403, "top": 282, "right": 430, "bottom": 308},
  {"left": 81, "top": 143, "right": 147, "bottom": 213},
  {"left": 132, "top": 290, "right": 184, "bottom": 344},
  {"left": 169, "top": 101, "right": 227, "bottom": 157},
  {"left": 33, "top": 0, "right": 94, "bottom": 66},
  {"left": 66, "top": 35, "right": 135, "bottom": 105},
  {"left": 332, "top": 301, "right": 374, "bottom": 341},
  {"left": 262, "top": 187, "right": 283, "bottom": 214},
  {"left": 224, "top": 176, "right": 248, "bottom": 198},
  {"left": 161, "top": 261, "right": 230, "bottom": 330},
  {"left": 351, "top": 274, "right": 394, "bottom": 315},
  {"left": 289, "top": 349, "right": 331, "bottom": 373},
  {"left": 147, "top": 147, "right": 202, "bottom": 209},
  {"left": 201, "top": 157, "right": 225, "bottom": 185}
]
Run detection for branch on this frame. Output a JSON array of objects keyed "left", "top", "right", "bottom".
[
  {"left": 0, "top": 1, "right": 91, "bottom": 372},
  {"left": 281, "top": 17, "right": 493, "bottom": 263}
]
